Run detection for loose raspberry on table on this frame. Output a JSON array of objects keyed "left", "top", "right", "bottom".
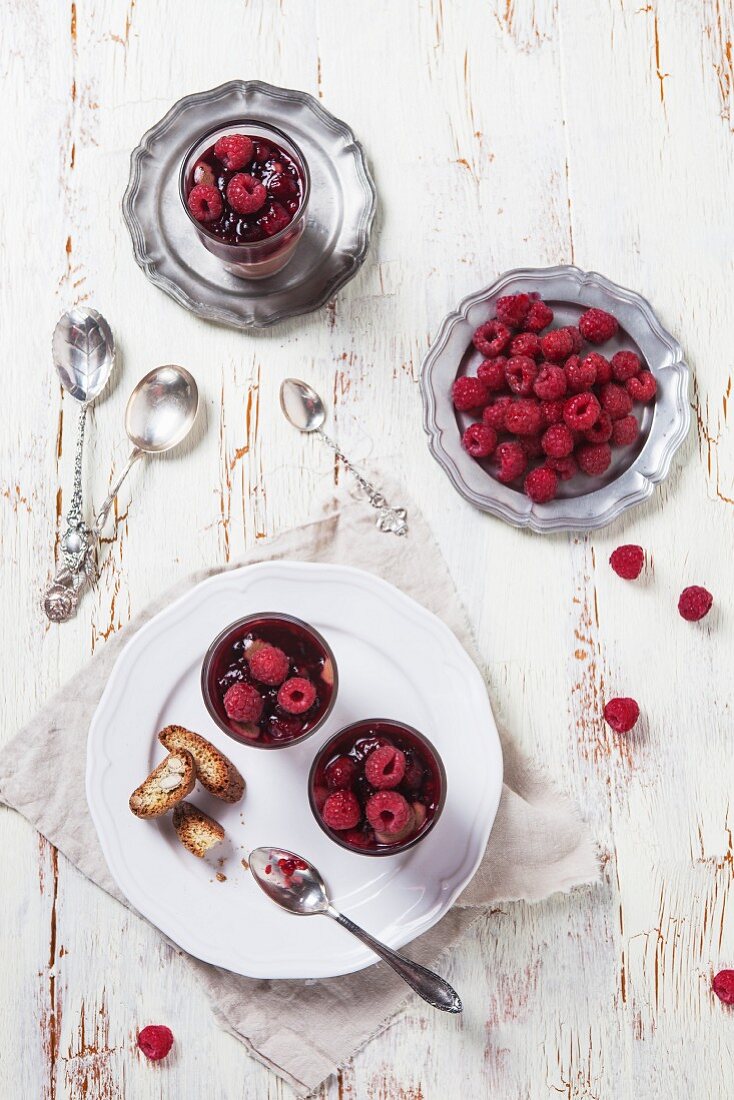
[
  {"left": 584, "top": 410, "right": 613, "bottom": 444},
  {"left": 540, "top": 398, "right": 565, "bottom": 426},
  {"left": 611, "top": 414, "right": 639, "bottom": 446},
  {"left": 713, "top": 970, "right": 734, "bottom": 1005},
  {"left": 137, "top": 1025, "right": 174, "bottom": 1062},
  {"left": 482, "top": 396, "right": 512, "bottom": 431},
  {"left": 534, "top": 364, "right": 567, "bottom": 401},
  {"left": 565, "top": 354, "right": 596, "bottom": 393},
  {"left": 477, "top": 357, "right": 507, "bottom": 391},
  {"left": 505, "top": 398, "right": 543, "bottom": 436},
  {"left": 366, "top": 790, "right": 411, "bottom": 834},
  {"left": 472, "top": 320, "right": 512, "bottom": 358},
  {"left": 583, "top": 352, "right": 612, "bottom": 385},
  {"left": 611, "top": 350, "right": 641, "bottom": 382},
  {"left": 523, "top": 300, "right": 554, "bottom": 333},
  {"left": 452, "top": 376, "right": 489, "bottom": 411},
  {"left": 496, "top": 293, "right": 531, "bottom": 328},
  {"left": 599, "top": 382, "right": 633, "bottom": 419},
  {"left": 610, "top": 544, "right": 645, "bottom": 580},
  {"left": 277, "top": 676, "right": 316, "bottom": 714},
  {"left": 214, "top": 133, "right": 254, "bottom": 170},
  {"left": 505, "top": 355, "right": 538, "bottom": 396},
  {"left": 259, "top": 201, "right": 291, "bottom": 237},
  {"left": 494, "top": 440, "right": 528, "bottom": 483},
  {"left": 325, "top": 755, "right": 358, "bottom": 790},
  {"left": 678, "top": 585, "right": 713, "bottom": 622},
  {"left": 541, "top": 423, "right": 574, "bottom": 458},
  {"left": 227, "top": 173, "right": 267, "bottom": 215},
  {"left": 578, "top": 307, "right": 619, "bottom": 345},
  {"left": 248, "top": 643, "right": 290, "bottom": 686},
  {"left": 187, "top": 184, "right": 223, "bottom": 224},
  {"left": 604, "top": 697, "right": 639, "bottom": 733},
  {"left": 547, "top": 454, "right": 578, "bottom": 480},
  {"left": 509, "top": 332, "right": 542, "bottom": 359},
  {"left": 626, "top": 370, "right": 657, "bottom": 402},
  {"left": 462, "top": 422, "right": 498, "bottom": 458},
  {"left": 223, "top": 682, "right": 263, "bottom": 723},
  {"left": 365, "top": 744, "right": 407, "bottom": 789},
  {"left": 524, "top": 465, "right": 558, "bottom": 503},
  {"left": 540, "top": 328, "right": 575, "bottom": 362},
  {"left": 576, "top": 442, "right": 612, "bottom": 476},
  {"left": 563, "top": 392, "right": 601, "bottom": 431},
  {"left": 322, "top": 790, "right": 362, "bottom": 830}
]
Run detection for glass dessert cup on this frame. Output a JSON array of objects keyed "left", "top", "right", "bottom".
[
  {"left": 309, "top": 719, "right": 446, "bottom": 856},
  {"left": 201, "top": 612, "right": 337, "bottom": 749},
  {"left": 179, "top": 119, "right": 310, "bottom": 280}
]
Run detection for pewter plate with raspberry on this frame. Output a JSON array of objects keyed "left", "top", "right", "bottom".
[
  {"left": 421, "top": 266, "right": 690, "bottom": 532},
  {"left": 86, "top": 561, "right": 502, "bottom": 978}
]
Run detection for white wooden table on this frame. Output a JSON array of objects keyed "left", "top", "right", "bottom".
[{"left": 1, "top": 1, "right": 732, "bottom": 1096}]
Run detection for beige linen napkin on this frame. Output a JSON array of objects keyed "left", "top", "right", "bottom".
[{"left": 0, "top": 486, "right": 597, "bottom": 1097}]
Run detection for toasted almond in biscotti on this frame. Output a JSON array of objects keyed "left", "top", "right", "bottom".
[
  {"left": 172, "top": 801, "right": 225, "bottom": 858},
  {"left": 158, "top": 725, "right": 245, "bottom": 803},
  {"left": 129, "top": 750, "right": 195, "bottom": 819}
]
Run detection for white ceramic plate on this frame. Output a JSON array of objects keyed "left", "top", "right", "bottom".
[{"left": 86, "top": 562, "right": 502, "bottom": 979}]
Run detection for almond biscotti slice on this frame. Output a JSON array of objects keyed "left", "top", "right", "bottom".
[
  {"left": 158, "top": 725, "right": 245, "bottom": 804},
  {"left": 129, "top": 750, "right": 195, "bottom": 818},
  {"left": 172, "top": 801, "right": 225, "bottom": 858}
]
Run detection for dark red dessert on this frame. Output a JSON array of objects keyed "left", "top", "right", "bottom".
[
  {"left": 202, "top": 614, "right": 337, "bottom": 748},
  {"left": 309, "top": 720, "right": 446, "bottom": 855}
]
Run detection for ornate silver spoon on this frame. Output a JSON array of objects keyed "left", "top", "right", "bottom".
[
  {"left": 249, "top": 846, "right": 461, "bottom": 1012},
  {"left": 279, "top": 378, "right": 408, "bottom": 536}
]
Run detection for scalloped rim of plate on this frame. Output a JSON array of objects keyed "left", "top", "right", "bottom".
[{"left": 421, "top": 265, "right": 690, "bottom": 533}]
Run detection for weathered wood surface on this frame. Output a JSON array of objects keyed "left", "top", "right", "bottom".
[{"left": 1, "top": 0, "right": 732, "bottom": 1096}]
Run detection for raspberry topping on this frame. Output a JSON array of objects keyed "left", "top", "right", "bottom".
[
  {"left": 540, "top": 328, "right": 575, "bottom": 363},
  {"left": 524, "top": 465, "right": 558, "bottom": 503},
  {"left": 565, "top": 354, "right": 596, "bottom": 393},
  {"left": 611, "top": 415, "right": 639, "bottom": 446},
  {"left": 462, "top": 422, "right": 497, "bottom": 458},
  {"left": 477, "top": 358, "right": 507, "bottom": 391},
  {"left": 452, "top": 376, "right": 489, "bottom": 411},
  {"left": 505, "top": 398, "right": 543, "bottom": 436},
  {"left": 523, "top": 300, "right": 554, "bottom": 333},
  {"left": 366, "top": 790, "right": 411, "bottom": 834},
  {"left": 322, "top": 790, "right": 362, "bottom": 830},
  {"left": 258, "top": 201, "right": 292, "bottom": 237},
  {"left": 534, "top": 364, "right": 567, "bottom": 400},
  {"left": 223, "top": 682, "right": 263, "bottom": 723},
  {"left": 584, "top": 410, "right": 613, "bottom": 444},
  {"left": 603, "top": 697, "right": 639, "bottom": 733},
  {"left": 365, "top": 745, "right": 407, "bottom": 789},
  {"left": 325, "top": 755, "right": 358, "bottom": 790},
  {"left": 541, "top": 423, "right": 574, "bottom": 458},
  {"left": 496, "top": 293, "right": 531, "bottom": 327},
  {"left": 482, "top": 396, "right": 512, "bottom": 431},
  {"left": 563, "top": 392, "right": 601, "bottom": 432},
  {"left": 505, "top": 355, "right": 538, "bottom": 396},
  {"left": 599, "top": 383, "right": 633, "bottom": 419},
  {"left": 578, "top": 307, "right": 619, "bottom": 344},
  {"left": 226, "top": 173, "right": 267, "bottom": 215},
  {"left": 472, "top": 320, "right": 512, "bottom": 358},
  {"left": 137, "top": 1025, "right": 174, "bottom": 1062},
  {"left": 187, "top": 184, "right": 223, "bottom": 224},
  {"left": 626, "top": 371, "right": 657, "bottom": 402},
  {"left": 611, "top": 350, "right": 641, "bottom": 382},
  {"left": 576, "top": 442, "right": 612, "bottom": 476},
  {"left": 494, "top": 440, "right": 528, "bottom": 483},
  {"left": 509, "top": 332, "right": 542, "bottom": 359},
  {"left": 277, "top": 677, "right": 316, "bottom": 714},
  {"left": 547, "top": 454, "right": 578, "bottom": 480},
  {"left": 678, "top": 585, "right": 713, "bottom": 622},
  {"left": 248, "top": 643, "right": 290, "bottom": 686},
  {"left": 713, "top": 970, "right": 734, "bottom": 1005},
  {"left": 610, "top": 544, "right": 645, "bottom": 580},
  {"left": 214, "top": 133, "right": 254, "bottom": 170}
]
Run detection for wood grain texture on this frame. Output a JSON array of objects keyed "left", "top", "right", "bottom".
[{"left": 0, "top": 0, "right": 732, "bottom": 1096}]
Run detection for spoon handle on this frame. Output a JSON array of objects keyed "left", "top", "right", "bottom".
[
  {"left": 94, "top": 447, "right": 143, "bottom": 534},
  {"left": 316, "top": 429, "right": 408, "bottom": 537},
  {"left": 328, "top": 907, "right": 462, "bottom": 1013}
]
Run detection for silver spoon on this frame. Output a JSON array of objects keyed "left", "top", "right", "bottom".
[
  {"left": 279, "top": 378, "right": 408, "bottom": 536},
  {"left": 249, "top": 846, "right": 462, "bottom": 1013}
]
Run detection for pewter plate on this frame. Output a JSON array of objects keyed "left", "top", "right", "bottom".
[
  {"left": 122, "top": 81, "right": 376, "bottom": 329},
  {"left": 421, "top": 266, "right": 690, "bottom": 533}
]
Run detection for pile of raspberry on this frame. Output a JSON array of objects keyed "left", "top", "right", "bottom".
[{"left": 452, "top": 294, "right": 657, "bottom": 503}]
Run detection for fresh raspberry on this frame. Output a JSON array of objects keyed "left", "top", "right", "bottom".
[
  {"left": 604, "top": 697, "right": 639, "bottom": 733},
  {"left": 611, "top": 350, "right": 641, "bottom": 382},
  {"left": 599, "top": 382, "right": 633, "bottom": 420},
  {"left": 565, "top": 355, "right": 596, "bottom": 393},
  {"left": 214, "top": 133, "right": 254, "bottom": 170},
  {"left": 509, "top": 332, "right": 542, "bottom": 359},
  {"left": 482, "top": 396, "right": 512, "bottom": 431},
  {"left": 494, "top": 440, "right": 528, "bottom": 483},
  {"left": 452, "top": 376, "right": 489, "bottom": 411},
  {"left": 366, "top": 790, "right": 411, "bottom": 834},
  {"left": 540, "top": 328, "right": 575, "bottom": 363},
  {"left": 477, "top": 358, "right": 507, "bottom": 391},
  {"left": 524, "top": 465, "right": 558, "bottom": 503},
  {"left": 505, "top": 398, "right": 543, "bottom": 436},
  {"left": 678, "top": 586, "right": 713, "bottom": 622},
  {"left": 258, "top": 201, "right": 291, "bottom": 236},
  {"left": 584, "top": 352, "right": 612, "bottom": 385},
  {"left": 610, "top": 545, "right": 645, "bottom": 579},
  {"left": 534, "top": 364, "right": 567, "bottom": 400},
  {"left": 576, "top": 442, "right": 612, "bottom": 476},
  {"left": 322, "top": 790, "right": 361, "bottom": 830},
  {"left": 713, "top": 970, "right": 734, "bottom": 1005},
  {"left": 193, "top": 161, "right": 216, "bottom": 186},
  {"left": 227, "top": 173, "right": 267, "bottom": 215},
  {"left": 626, "top": 371, "right": 657, "bottom": 402},
  {"left": 578, "top": 307, "right": 619, "bottom": 344},
  {"left": 187, "top": 184, "right": 223, "bottom": 224},
  {"left": 521, "top": 434, "right": 543, "bottom": 459},
  {"left": 325, "top": 755, "right": 357, "bottom": 790},
  {"left": 563, "top": 392, "right": 601, "bottom": 431},
  {"left": 547, "top": 454, "right": 578, "bottom": 480},
  {"left": 365, "top": 744, "right": 407, "bottom": 789},
  {"left": 277, "top": 676, "right": 316, "bottom": 714},
  {"left": 611, "top": 415, "right": 639, "bottom": 446},
  {"left": 462, "top": 422, "right": 497, "bottom": 458},
  {"left": 472, "top": 320, "right": 512, "bottom": 358},
  {"left": 542, "top": 422, "right": 575, "bottom": 459},
  {"left": 505, "top": 355, "right": 538, "bottom": 396},
  {"left": 584, "top": 411, "right": 613, "bottom": 444},
  {"left": 561, "top": 325, "right": 582, "bottom": 353},
  {"left": 137, "top": 1025, "right": 174, "bottom": 1062},
  {"left": 223, "top": 682, "right": 263, "bottom": 723},
  {"left": 248, "top": 643, "right": 290, "bottom": 686},
  {"left": 523, "top": 300, "right": 554, "bottom": 333},
  {"left": 496, "top": 293, "right": 531, "bottom": 327},
  {"left": 540, "top": 398, "right": 566, "bottom": 426}
]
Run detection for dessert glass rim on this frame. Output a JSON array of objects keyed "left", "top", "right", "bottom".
[
  {"left": 308, "top": 717, "right": 447, "bottom": 857},
  {"left": 178, "top": 117, "right": 312, "bottom": 247},
  {"left": 200, "top": 610, "right": 338, "bottom": 750}
]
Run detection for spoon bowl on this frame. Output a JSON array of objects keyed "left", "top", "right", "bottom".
[
  {"left": 125, "top": 364, "right": 199, "bottom": 453},
  {"left": 52, "top": 307, "right": 115, "bottom": 405},
  {"left": 249, "top": 847, "right": 329, "bottom": 915},
  {"left": 279, "top": 378, "right": 326, "bottom": 433}
]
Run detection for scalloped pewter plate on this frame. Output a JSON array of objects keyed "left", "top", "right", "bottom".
[
  {"left": 421, "top": 266, "right": 690, "bottom": 533},
  {"left": 122, "top": 81, "right": 376, "bottom": 329}
]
